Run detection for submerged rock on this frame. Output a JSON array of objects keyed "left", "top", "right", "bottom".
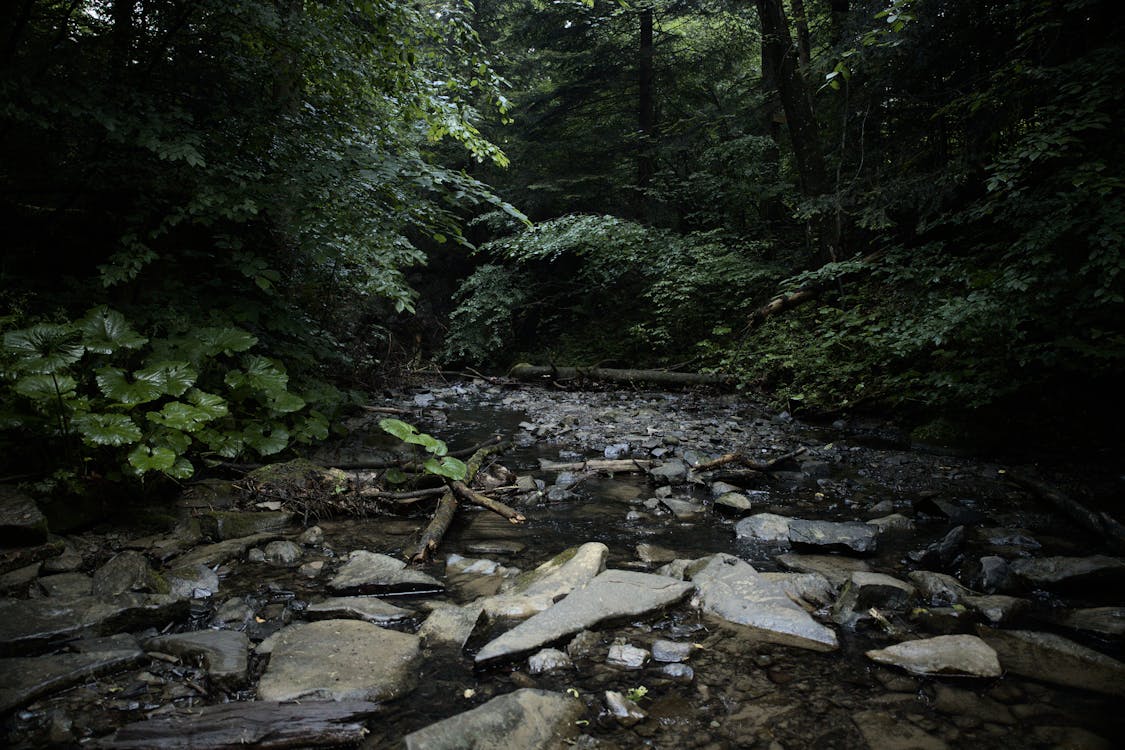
[
  {"left": 607, "top": 643, "right": 648, "bottom": 669},
  {"left": 528, "top": 648, "right": 572, "bottom": 674},
  {"left": 475, "top": 569, "right": 693, "bottom": 666},
  {"left": 865, "top": 634, "right": 1001, "bottom": 678},
  {"left": 689, "top": 553, "right": 838, "bottom": 652},
  {"left": 963, "top": 594, "right": 1027, "bottom": 626},
  {"left": 1044, "top": 606, "right": 1125, "bottom": 637},
  {"left": 258, "top": 619, "right": 421, "bottom": 702},
  {"left": 852, "top": 709, "right": 949, "bottom": 750},
  {"left": 263, "top": 540, "right": 302, "bottom": 566},
  {"left": 977, "top": 626, "right": 1125, "bottom": 696},
  {"left": 651, "top": 639, "right": 694, "bottom": 663},
  {"left": 404, "top": 689, "right": 582, "bottom": 750},
  {"left": 908, "top": 570, "right": 974, "bottom": 605},
  {"left": 417, "top": 603, "right": 484, "bottom": 649},
  {"left": 305, "top": 596, "right": 415, "bottom": 626},
  {"left": 605, "top": 690, "right": 647, "bottom": 726},
  {"left": 328, "top": 550, "right": 443, "bottom": 596}
]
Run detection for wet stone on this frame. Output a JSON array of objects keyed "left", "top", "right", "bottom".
[
  {"left": 0, "top": 647, "right": 145, "bottom": 714},
  {"left": 775, "top": 553, "right": 872, "bottom": 589},
  {"left": 404, "top": 689, "right": 582, "bottom": 750},
  {"left": 932, "top": 684, "right": 1015, "bottom": 725},
  {"left": 166, "top": 563, "right": 220, "bottom": 600},
  {"left": 714, "top": 492, "right": 752, "bottom": 513},
  {"left": 1044, "top": 606, "right": 1125, "bottom": 637},
  {"left": 465, "top": 540, "right": 527, "bottom": 556},
  {"left": 760, "top": 571, "right": 835, "bottom": 608},
  {"left": 865, "top": 634, "right": 1002, "bottom": 678},
  {"left": 660, "top": 662, "right": 694, "bottom": 682},
  {"left": 258, "top": 619, "right": 421, "bottom": 702},
  {"left": 298, "top": 525, "right": 324, "bottom": 546},
  {"left": 963, "top": 594, "right": 1027, "bottom": 625},
  {"left": 528, "top": 647, "right": 572, "bottom": 674},
  {"left": 831, "top": 572, "right": 916, "bottom": 628},
  {"left": 92, "top": 550, "right": 167, "bottom": 597},
  {"left": 263, "top": 540, "right": 302, "bottom": 566},
  {"left": 170, "top": 533, "right": 279, "bottom": 570},
  {"left": 328, "top": 550, "right": 443, "bottom": 596},
  {"left": 908, "top": 570, "right": 974, "bottom": 605},
  {"left": 484, "top": 542, "right": 607, "bottom": 620},
  {"left": 852, "top": 709, "right": 948, "bottom": 750},
  {"left": 38, "top": 571, "right": 92, "bottom": 598},
  {"left": 607, "top": 642, "right": 648, "bottom": 669},
  {"left": 649, "top": 459, "right": 688, "bottom": 485},
  {"left": 197, "top": 510, "right": 293, "bottom": 541},
  {"left": 0, "top": 487, "right": 48, "bottom": 546},
  {"left": 144, "top": 629, "right": 249, "bottom": 689},
  {"left": 636, "top": 543, "right": 679, "bottom": 564},
  {"left": 908, "top": 526, "right": 966, "bottom": 571},
  {"left": 659, "top": 497, "right": 703, "bottom": 519},
  {"left": 977, "top": 626, "right": 1125, "bottom": 697},
  {"left": 605, "top": 690, "right": 647, "bottom": 726},
  {"left": 651, "top": 639, "right": 693, "bottom": 663},
  {"left": 972, "top": 555, "right": 1013, "bottom": 593},
  {"left": 734, "top": 513, "right": 792, "bottom": 543},
  {"left": 417, "top": 603, "right": 484, "bottom": 649},
  {"left": 787, "top": 518, "right": 878, "bottom": 555},
  {"left": 1008, "top": 555, "right": 1125, "bottom": 590},
  {"left": 305, "top": 596, "right": 415, "bottom": 626},
  {"left": 866, "top": 513, "right": 915, "bottom": 533}
]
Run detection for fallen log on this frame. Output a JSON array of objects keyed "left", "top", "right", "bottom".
[
  {"left": 509, "top": 363, "right": 730, "bottom": 387},
  {"left": 1006, "top": 471, "right": 1125, "bottom": 553},
  {"left": 451, "top": 481, "right": 526, "bottom": 523},
  {"left": 538, "top": 458, "right": 655, "bottom": 473}
]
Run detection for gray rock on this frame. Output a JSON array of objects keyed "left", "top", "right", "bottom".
[
  {"left": 660, "top": 662, "right": 694, "bottom": 682},
  {"left": 0, "top": 562, "right": 40, "bottom": 593},
  {"left": 636, "top": 543, "right": 678, "bottom": 564},
  {"left": 651, "top": 639, "right": 693, "bottom": 663},
  {"left": 258, "top": 619, "right": 421, "bottom": 702},
  {"left": 306, "top": 596, "right": 415, "bottom": 626},
  {"left": 977, "top": 626, "right": 1125, "bottom": 696},
  {"left": 528, "top": 648, "right": 572, "bottom": 674},
  {"left": 932, "top": 683, "right": 1014, "bottom": 725},
  {"left": 263, "top": 540, "right": 303, "bottom": 566},
  {"left": 0, "top": 487, "right": 48, "bottom": 546},
  {"left": 213, "top": 597, "right": 254, "bottom": 628},
  {"left": 446, "top": 553, "right": 502, "bottom": 576},
  {"left": 607, "top": 643, "right": 648, "bottom": 669},
  {"left": 734, "top": 513, "right": 792, "bottom": 543},
  {"left": 465, "top": 540, "right": 527, "bottom": 556},
  {"left": 197, "top": 510, "right": 293, "bottom": 541},
  {"left": 92, "top": 551, "right": 167, "bottom": 597},
  {"left": 649, "top": 459, "right": 688, "bottom": 485},
  {"left": 475, "top": 569, "right": 693, "bottom": 666},
  {"left": 963, "top": 594, "right": 1027, "bottom": 625},
  {"left": 776, "top": 553, "right": 871, "bottom": 589},
  {"left": 1009, "top": 555, "right": 1125, "bottom": 589},
  {"left": 1029, "top": 726, "right": 1114, "bottom": 750},
  {"left": 247, "top": 548, "right": 266, "bottom": 563},
  {"left": 166, "top": 563, "right": 220, "bottom": 600},
  {"left": 866, "top": 513, "right": 915, "bottom": 533},
  {"left": 328, "top": 550, "right": 443, "bottom": 596},
  {"left": 973, "top": 555, "right": 1013, "bottom": 593},
  {"left": 865, "top": 634, "right": 1001, "bottom": 678},
  {"left": 417, "top": 603, "right": 484, "bottom": 649},
  {"left": 852, "top": 710, "right": 948, "bottom": 750},
  {"left": 170, "top": 533, "right": 280, "bottom": 569},
  {"left": 0, "top": 594, "right": 187, "bottom": 656},
  {"left": 404, "top": 689, "right": 582, "bottom": 750},
  {"left": 298, "top": 525, "right": 324, "bottom": 546},
  {"left": 1045, "top": 606, "right": 1125, "bottom": 637},
  {"left": 689, "top": 553, "right": 838, "bottom": 652},
  {"left": 908, "top": 526, "right": 965, "bottom": 570},
  {"left": 710, "top": 481, "right": 742, "bottom": 498},
  {"left": 604, "top": 443, "right": 629, "bottom": 459},
  {"left": 787, "top": 518, "right": 878, "bottom": 555},
  {"left": 145, "top": 630, "right": 249, "bottom": 689},
  {"left": 760, "top": 572, "right": 835, "bottom": 608},
  {"left": 554, "top": 471, "right": 581, "bottom": 489},
  {"left": 566, "top": 630, "right": 601, "bottom": 659},
  {"left": 38, "top": 572, "right": 93, "bottom": 598},
  {"left": 605, "top": 690, "right": 646, "bottom": 726},
  {"left": 714, "top": 492, "right": 752, "bottom": 513},
  {"left": 867, "top": 500, "right": 895, "bottom": 516},
  {"left": 39, "top": 542, "right": 82, "bottom": 574},
  {"left": 546, "top": 487, "right": 579, "bottom": 503},
  {"left": 298, "top": 561, "right": 324, "bottom": 578},
  {"left": 0, "top": 648, "right": 144, "bottom": 714},
  {"left": 831, "top": 572, "right": 916, "bottom": 628},
  {"left": 659, "top": 497, "right": 703, "bottom": 519},
  {"left": 908, "top": 570, "right": 974, "bottom": 605},
  {"left": 484, "top": 542, "right": 608, "bottom": 620}
]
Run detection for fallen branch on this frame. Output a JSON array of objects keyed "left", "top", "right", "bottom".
[
  {"left": 538, "top": 458, "right": 655, "bottom": 473},
  {"left": 509, "top": 363, "right": 730, "bottom": 387},
  {"left": 450, "top": 481, "right": 526, "bottom": 524},
  {"left": 1006, "top": 471, "right": 1125, "bottom": 553},
  {"left": 360, "top": 405, "right": 411, "bottom": 415},
  {"left": 692, "top": 446, "right": 808, "bottom": 472},
  {"left": 357, "top": 486, "right": 446, "bottom": 503}
]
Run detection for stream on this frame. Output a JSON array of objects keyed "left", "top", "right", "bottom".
[{"left": 1, "top": 380, "right": 1123, "bottom": 749}]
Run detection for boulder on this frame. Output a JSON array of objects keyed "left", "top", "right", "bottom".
[
  {"left": 734, "top": 513, "right": 792, "bottom": 543},
  {"left": 775, "top": 553, "right": 871, "bottom": 589},
  {"left": 831, "top": 572, "right": 916, "bottom": 628},
  {"left": 528, "top": 648, "right": 572, "bottom": 674},
  {"left": 865, "top": 634, "right": 1001, "bottom": 678},
  {"left": 482, "top": 542, "right": 607, "bottom": 620},
  {"left": 328, "top": 551, "right": 443, "bottom": 596},
  {"left": 145, "top": 630, "right": 249, "bottom": 689},
  {"left": 92, "top": 551, "right": 168, "bottom": 597},
  {"left": 404, "top": 689, "right": 582, "bottom": 750},
  {"left": 977, "top": 626, "right": 1125, "bottom": 696},
  {"left": 787, "top": 518, "right": 878, "bottom": 554},
  {"left": 760, "top": 572, "right": 835, "bottom": 608},
  {"left": 305, "top": 596, "right": 415, "bottom": 626},
  {"left": 908, "top": 570, "right": 974, "bottom": 605},
  {"left": 263, "top": 540, "right": 302, "bottom": 566}
]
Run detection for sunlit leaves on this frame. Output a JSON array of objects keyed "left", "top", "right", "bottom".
[
  {"left": 73, "top": 414, "right": 143, "bottom": 446},
  {"left": 95, "top": 368, "right": 164, "bottom": 406},
  {"left": 78, "top": 306, "right": 148, "bottom": 354},
  {"left": 423, "top": 456, "right": 467, "bottom": 480},
  {"left": 3, "top": 324, "right": 84, "bottom": 374}
]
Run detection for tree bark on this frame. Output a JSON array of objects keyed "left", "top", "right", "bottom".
[
  {"left": 791, "top": 0, "right": 812, "bottom": 70},
  {"left": 509, "top": 364, "right": 730, "bottom": 387}
]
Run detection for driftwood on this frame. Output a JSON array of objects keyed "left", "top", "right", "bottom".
[
  {"left": 1006, "top": 471, "right": 1125, "bottom": 553},
  {"left": 538, "top": 458, "right": 655, "bottom": 473},
  {"left": 410, "top": 441, "right": 510, "bottom": 563},
  {"left": 692, "top": 447, "right": 808, "bottom": 472},
  {"left": 509, "top": 363, "right": 730, "bottom": 387},
  {"left": 360, "top": 405, "right": 411, "bottom": 415},
  {"left": 93, "top": 700, "right": 380, "bottom": 749},
  {"left": 357, "top": 486, "right": 446, "bottom": 503},
  {"left": 451, "top": 481, "right": 526, "bottom": 523}
]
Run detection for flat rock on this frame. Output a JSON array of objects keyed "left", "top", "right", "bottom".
[
  {"left": 963, "top": 594, "right": 1027, "bottom": 625},
  {"left": 328, "top": 551, "right": 443, "bottom": 596},
  {"left": 196, "top": 510, "right": 293, "bottom": 541},
  {"left": 865, "top": 634, "right": 1001, "bottom": 677},
  {"left": 852, "top": 709, "right": 948, "bottom": 750},
  {"left": 831, "top": 572, "right": 916, "bottom": 628},
  {"left": 145, "top": 630, "right": 249, "bottom": 689},
  {"left": 909, "top": 570, "right": 974, "bottom": 605},
  {"left": 651, "top": 639, "right": 694, "bottom": 663},
  {"left": 605, "top": 690, "right": 646, "bottom": 726},
  {"left": 714, "top": 492, "right": 752, "bottom": 513},
  {"left": 866, "top": 513, "right": 915, "bottom": 533},
  {"left": 0, "top": 648, "right": 144, "bottom": 713},
  {"left": 170, "top": 533, "right": 279, "bottom": 569},
  {"left": 92, "top": 551, "right": 167, "bottom": 597},
  {"left": 734, "top": 513, "right": 792, "bottom": 543},
  {"left": 258, "top": 619, "right": 421, "bottom": 702},
  {"left": 306, "top": 596, "right": 415, "bottom": 626},
  {"left": 475, "top": 569, "right": 693, "bottom": 666},
  {"left": 528, "top": 648, "right": 572, "bottom": 674},
  {"left": 607, "top": 643, "right": 648, "bottom": 669},
  {"left": 649, "top": 459, "right": 688, "bottom": 485},
  {"left": 690, "top": 553, "right": 838, "bottom": 652},
  {"left": 0, "top": 487, "right": 49, "bottom": 546},
  {"left": 775, "top": 553, "right": 871, "bottom": 589},
  {"left": 977, "top": 626, "right": 1125, "bottom": 696},
  {"left": 932, "top": 683, "right": 1014, "bottom": 725},
  {"left": 166, "top": 564, "right": 220, "bottom": 600},
  {"left": 660, "top": 497, "right": 703, "bottom": 519},
  {"left": 636, "top": 543, "right": 679, "bottom": 564},
  {"left": 1044, "top": 606, "right": 1125, "bottom": 637},
  {"left": 787, "top": 518, "right": 877, "bottom": 555},
  {"left": 404, "top": 689, "right": 581, "bottom": 750},
  {"left": 1008, "top": 555, "right": 1125, "bottom": 589},
  {"left": 92, "top": 700, "right": 380, "bottom": 749},
  {"left": 483, "top": 542, "right": 607, "bottom": 620},
  {"left": 417, "top": 603, "right": 484, "bottom": 649},
  {"left": 263, "top": 540, "right": 302, "bottom": 566}
]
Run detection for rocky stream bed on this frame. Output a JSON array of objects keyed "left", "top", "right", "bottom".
[{"left": 1, "top": 380, "right": 1124, "bottom": 749}]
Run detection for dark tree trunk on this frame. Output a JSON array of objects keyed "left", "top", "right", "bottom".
[
  {"left": 791, "top": 0, "right": 812, "bottom": 70},
  {"left": 637, "top": 6, "right": 656, "bottom": 196}
]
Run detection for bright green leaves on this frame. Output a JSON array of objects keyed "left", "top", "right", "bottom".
[
  {"left": 197, "top": 328, "right": 259, "bottom": 358},
  {"left": 14, "top": 374, "right": 77, "bottom": 401},
  {"left": 4, "top": 324, "right": 84, "bottom": 374},
  {"left": 127, "top": 444, "right": 178, "bottom": 473},
  {"left": 225, "top": 356, "right": 289, "bottom": 397},
  {"left": 379, "top": 418, "right": 467, "bottom": 481},
  {"left": 95, "top": 368, "right": 164, "bottom": 406},
  {"left": 243, "top": 423, "right": 290, "bottom": 456},
  {"left": 78, "top": 306, "right": 148, "bottom": 354},
  {"left": 73, "top": 414, "right": 142, "bottom": 446}
]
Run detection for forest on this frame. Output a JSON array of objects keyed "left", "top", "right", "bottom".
[{"left": 2, "top": 0, "right": 1123, "bottom": 486}]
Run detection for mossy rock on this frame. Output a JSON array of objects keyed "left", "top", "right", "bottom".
[{"left": 197, "top": 510, "right": 294, "bottom": 541}]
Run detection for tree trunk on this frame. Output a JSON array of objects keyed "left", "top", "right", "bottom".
[
  {"left": 637, "top": 5, "right": 656, "bottom": 206},
  {"left": 791, "top": 0, "right": 812, "bottom": 70},
  {"left": 756, "top": 0, "right": 838, "bottom": 263}
]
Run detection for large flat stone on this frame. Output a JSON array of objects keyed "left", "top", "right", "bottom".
[
  {"left": 475, "top": 569, "right": 693, "bottom": 666},
  {"left": 775, "top": 553, "right": 871, "bottom": 589},
  {"left": 404, "top": 689, "right": 582, "bottom": 750},
  {"left": 418, "top": 603, "right": 484, "bottom": 649},
  {"left": 169, "top": 533, "right": 279, "bottom": 569},
  {"left": 196, "top": 510, "right": 293, "bottom": 541},
  {"left": 734, "top": 513, "right": 792, "bottom": 543},
  {"left": 483, "top": 542, "right": 607, "bottom": 620},
  {"left": 258, "top": 619, "right": 421, "bottom": 702},
  {"left": 689, "top": 553, "right": 837, "bottom": 652},
  {"left": 145, "top": 630, "right": 249, "bottom": 689},
  {"left": 1043, "top": 606, "right": 1125, "bottom": 637},
  {"left": 977, "top": 626, "right": 1125, "bottom": 696},
  {"left": 305, "top": 596, "right": 415, "bottom": 626},
  {"left": 1008, "top": 555, "right": 1125, "bottom": 589},
  {"left": 787, "top": 518, "right": 877, "bottom": 555},
  {"left": 866, "top": 634, "right": 1001, "bottom": 678},
  {"left": 0, "top": 648, "right": 144, "bottom": 713},
  {"left": 328, "top": 551, "right": 443, "bottom": 596}
]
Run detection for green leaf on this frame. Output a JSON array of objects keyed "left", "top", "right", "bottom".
[
  {"left": 417, "top": 433, "right": 448, "bottom": 456},
  {"left": 145, "top": 401, "right": 215, "bottom": 432},
  {"left": 243, "top": 422, "right": 289, "bottom": 456},
  {"left": 73, "top": 413, "right": 142, "bottom": 446},
  {"left": 225, "top": 356, "right": 289, "bottom": 397},
  {"left": 379, "top": 417, "right": 419, "bottom": 442},
  {"left": 166, "top": 456, "right": 195, "bottom": 479},
  {"left": 423, "top": 456, "right": 467, "bottom": 481},
  {"left": 385, "top": 467, "right": 408, "bottom": 484},
  {"left": 198, "top": 428, "right": 245, "bottom": 458},
  {"left": 197, "top": 327, "right": 258, "bottom": 356},
  {"left": 3, "top": 324, "right": 84, "bottom": 374},
  {"left": 96, "top": 367, "right": 164, "bottom": 406},
  {"left": 293, "top": 410, "right": 329, "bottom": 443},
  {"left": 127, "top": 444, "right": 177, "bottom": 473},
  {"left": 185, "top": 388, "right": 229, "bottom": 419},
  {"left": 14, "top": 374, "right": 78, "bottom": 401},
  {"left": 151, "top": 426, "right": 192, "bottom": 454},
  {"left": 78, "top": 306, "right": 148, "bottom": 354},
  {"left": 135, "top": 361, "right": 197, "bottom": 397},
  {"left": 270, "top": 391, "right": 306, "bottom": 414}
]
